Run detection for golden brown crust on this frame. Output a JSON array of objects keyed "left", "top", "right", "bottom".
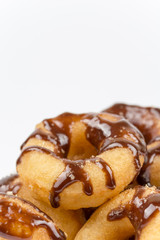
[{"left": 17, "top": 112, "right": 146, "bottom": 209}]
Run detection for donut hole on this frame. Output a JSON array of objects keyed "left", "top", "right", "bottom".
[{"left": 67, "top": 122, "right": 98, "bottom": 160}]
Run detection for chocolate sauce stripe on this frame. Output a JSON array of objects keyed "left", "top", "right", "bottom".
[
  {"left": 107, "top": 187, "right": 160, "bottom": 240},
  {"left": 100, "top": 139, "right": 144, "bottom": 173},
  {"left": 104, "top": 103, "right": 160, "bottom": 144},
  {"left": 21, "top": 129, "right": 57, "bottom": 150},
  {"left": 17, "top": 145, "right": 115, "bottom": 208},
  {"left": 138, "top": 144, "right": 160, "bottom": 185},
  {"left": 0, "top": 194, "right": 66, "bottom": 240}
]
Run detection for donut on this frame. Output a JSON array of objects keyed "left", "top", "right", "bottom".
[
  {"left": 75, "top": 186, "right": 160, "bottom": 240},
  {"left": 17, "top": 112, "right": 146, "bottom": 209},
  {"left": 0, "top": 193, "right": 66, "bottom": 240},
  {"left": 103, "top": 103, "right": 160, "bottom": 186},
  {"left": 0, "top": 175, "right": 85, "bottom": 240}
]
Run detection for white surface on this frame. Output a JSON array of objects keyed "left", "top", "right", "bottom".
[{"left": 0, "top": 0, "right": 160, "bottom": 177}]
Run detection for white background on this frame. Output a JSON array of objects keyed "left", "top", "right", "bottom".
[{"left": 0, "top": 0, "right": 160, "bottom": 177}]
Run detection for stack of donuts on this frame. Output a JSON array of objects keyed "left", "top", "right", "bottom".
[{"left": 1, "top": 103, "right": 160, "bottom": 240}]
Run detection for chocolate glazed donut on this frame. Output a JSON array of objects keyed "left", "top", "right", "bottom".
[
  {"left": 75, "top": 186, "right": 160, "bottom": 240},
  {"left": 0, "top": 193, "right": 66, "bottom": 240},
  {"left": 104, "top": 103, "right": 160, "bottom": 186},
  {"left": 17, "top": 112, "right": 146, "bottom": 209},
  {"left": 0, "top": 175, "right": 86, "bottom": 240}
]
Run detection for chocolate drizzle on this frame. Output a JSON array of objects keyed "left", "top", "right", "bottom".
[
  {"left": 102, "top": 141, "right": 143, "bottom": 179},
  {"left": 17, "top": 112, "right": 146, "bottom": 208},
  {"left": 43, "top": 113, "right": 85, "bottom": 157},
  {"left": 104, "top": 103, "right": 160, "bottom": 185},
  {"left": 0, "top": 174, "right": 21, "bottom": 195},
  {"left": 21, "top": 129, "right": 58, "bottom": 151},
  {"left": 50, "top": 156, "right": 115, "bottom": 208},
  {"left": 138, "top": 142, "right": 160, "bottom": 185},
  {"left": 18, "top": 146, "right": 115, "bottom": 208},
  {"left": 104, "top": 103, "right": 160, "bottom": 144},
  {"left": 108, "top": 187, "right": 160, "bottom": 240},
  {"left": 0, "top": 196, "right": 66, "bottom": 240}
]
